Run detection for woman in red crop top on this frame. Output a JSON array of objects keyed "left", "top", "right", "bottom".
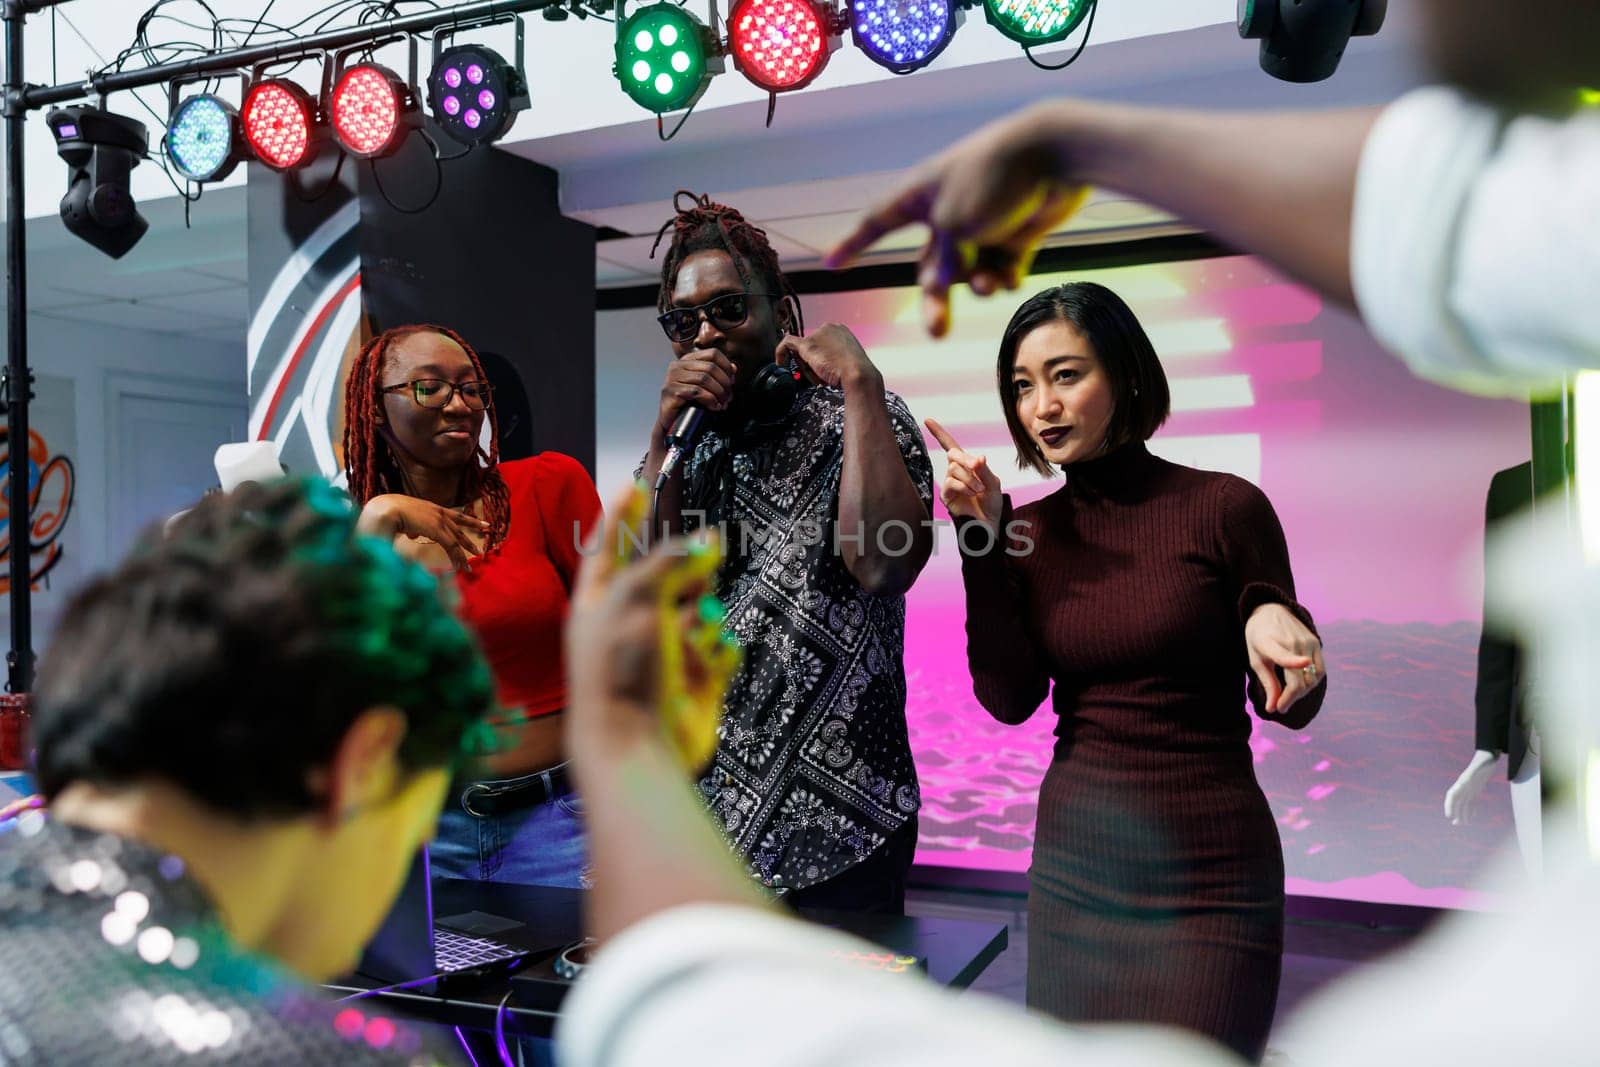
[{"left": 344, "top": 324, "right": 601, "bottom": 889}]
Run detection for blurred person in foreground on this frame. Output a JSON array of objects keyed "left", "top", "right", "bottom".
[{"left": 0, "top": 479, "right": 489, "bottom": 1064}]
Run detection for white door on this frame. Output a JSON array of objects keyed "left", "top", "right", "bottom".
[{"left": 106, "top": 374, "right": 248, "bottom": 560}]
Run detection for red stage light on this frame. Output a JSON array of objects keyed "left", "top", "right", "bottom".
[
  {"left": 728, "top": 0, "right": 836, "bottom": 93},
  {"left": 241, "top": 79, "right": 317, "bottom": 170},
  {"left": 330, "top": 64, "right": 415, "bottom": 158}
]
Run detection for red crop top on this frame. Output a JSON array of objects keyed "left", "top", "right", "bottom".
[{"left": 454, "top": 453, "right": 602, "bottom": 718}]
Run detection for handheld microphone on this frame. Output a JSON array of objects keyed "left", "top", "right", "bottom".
[
  {"left": 656, "top": 404, "right": 703, "bottom": 491},
  {"left": 654, "top": 362, "right": 805, "bottom": 491}
]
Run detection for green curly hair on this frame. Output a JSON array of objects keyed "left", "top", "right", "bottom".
[{"left": 32, "top": 477, "right": 497, "bottom": 816}]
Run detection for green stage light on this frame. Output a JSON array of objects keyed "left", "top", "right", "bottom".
[
  {"left": 983, "top": 0, "right": 1091, "bottom": 46},
  {"left": 614, "top": 3, "right": 721, "bottom": 114}
]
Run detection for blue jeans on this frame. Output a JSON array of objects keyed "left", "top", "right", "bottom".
[{"left": 429, "top": 767, "right": 589, "bottom": 888}]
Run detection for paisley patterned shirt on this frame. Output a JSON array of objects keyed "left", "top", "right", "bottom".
[{"left": 648, "top": 384, "right": 933, "bottom": 891}]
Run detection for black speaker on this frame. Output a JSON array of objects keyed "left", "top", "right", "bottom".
[{"left": 1238, "top": 0, "right": 1387, "bottom": 83}]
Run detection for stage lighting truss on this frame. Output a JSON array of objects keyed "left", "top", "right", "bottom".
[
  {"left": 163, "top": 81, "right": 247, "bottom": 183},
  {"left": 613, "top": 2, "right": 724, "bottom": 115},
  {"left": 428, "top": 17, "right": 532, "bottom": 147},
  {"left": 329, "top": 58, "right": 422, "bottom": 159},
  {"left": 982, "top": 0, "right": 1092, "bottom": 47},
  {"left": 241, "top": 76, "right": 324, "bottom": 170},
  {"left": 728, "top": 0, "right": 842, "bottom": 94},
  {"left": 848, "top": 0, "right": 962, "bottom": 74}
]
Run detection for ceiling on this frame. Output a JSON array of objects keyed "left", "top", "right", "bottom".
[{"left": 24, "top": 190, "right": 249, "bottom": 344}]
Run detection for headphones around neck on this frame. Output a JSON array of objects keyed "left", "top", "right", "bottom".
[{"left": 746, "top": 360, "right": 805, "bottom": 424}]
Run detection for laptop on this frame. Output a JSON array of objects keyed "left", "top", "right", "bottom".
[{"left": 354, "top": 849, "right": 548, "bottom": 993}]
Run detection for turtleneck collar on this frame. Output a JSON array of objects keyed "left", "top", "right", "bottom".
[{"left": 1061, "top": 440, "right": 1159, "bottom": 499}]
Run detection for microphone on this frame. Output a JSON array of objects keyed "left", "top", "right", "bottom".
[{"left": 655, "top": 404, "right": 704, "bottom": 491}]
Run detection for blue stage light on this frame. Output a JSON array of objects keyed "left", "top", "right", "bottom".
[
  {"left": 849, "top": 0, "right": 962, "bottom": 74},
  {"left": 165, "top": 95, "right": 244, "bottom": 182}
]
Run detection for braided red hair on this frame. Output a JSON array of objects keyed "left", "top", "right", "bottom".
[{"left": 341, "top": 323, "right": 511, "bottom": 550}]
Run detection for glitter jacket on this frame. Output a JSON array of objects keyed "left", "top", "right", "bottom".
[{"left": 0, "top": 816, "right": 458, "bottom": 1065}]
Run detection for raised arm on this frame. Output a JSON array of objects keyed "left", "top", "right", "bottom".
[
  {"left": 830, "top": 101, "right": 1378, "bottom": 336},
  {"left": 565, "top": 486, "right": 769, "bottom": 944},
  {"left": 778, "top": 326, "right": 934, "bottom": 596},
  {"left": 958, "top": 504, "right": 1050, "bottom": 726},
  {"left": 924, "top": 418, "right": 1049, "bottom": 725}
]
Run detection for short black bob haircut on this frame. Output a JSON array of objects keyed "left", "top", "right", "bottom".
[
  {"left": 996, "top": 281, "right": 1172, "bottom": 476},
  {"left": 31, "top": 477, "right": 495, "bottom": 818}
]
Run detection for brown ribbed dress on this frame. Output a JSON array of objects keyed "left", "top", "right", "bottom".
[{"left": 959, "top": 443, "right": 1325, "bottom": 1063}]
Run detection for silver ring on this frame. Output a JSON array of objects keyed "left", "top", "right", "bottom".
[{"left": 1302, "top": 665, "right": 1318, "bottom": 679}]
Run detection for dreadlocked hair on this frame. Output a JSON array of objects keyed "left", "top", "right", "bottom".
[
  {"left": 651, "top": 190, "right": 804, "bottom": 335},
  {"left": 342, "top": 323, "right": 511, "bottom": 551}
]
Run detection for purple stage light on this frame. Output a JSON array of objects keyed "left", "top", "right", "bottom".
[{"left": 428, "top": 44, "right": 526, "bottom": 145}]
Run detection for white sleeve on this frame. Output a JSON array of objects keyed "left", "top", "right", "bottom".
[
  {"left": 1279, "top": 819, "right": 1600, "bottom": 1066},
  {"left": 554, "top": 904, "right": 1238, "bottom": 1067},
  {"left": 1351, "top": 88, "right": 1600, "bottom": 397}
]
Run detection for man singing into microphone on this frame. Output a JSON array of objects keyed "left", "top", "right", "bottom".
[{"left": 637, "top": 191, "right": 934, "bottom": 914}]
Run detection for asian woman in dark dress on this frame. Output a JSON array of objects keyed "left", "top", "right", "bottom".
[{"left": 928, "top": 282, "right": 1328, "bottom": 1062}]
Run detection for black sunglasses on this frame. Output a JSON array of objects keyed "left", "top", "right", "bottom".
[{"left": 657, "top": 291, "right": 770, "bottom": 344}]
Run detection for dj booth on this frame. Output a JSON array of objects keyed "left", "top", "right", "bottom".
[{"left": 325, "top": 878, "right": 1011, "bottom": 1039}]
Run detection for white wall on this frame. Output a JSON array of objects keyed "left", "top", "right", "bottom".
[
  {"left": 10, "top": 0, "right": 1235, "bottom": 220},
  {"left": 0, "top": 313, "right": 246, "bottom": 652}
]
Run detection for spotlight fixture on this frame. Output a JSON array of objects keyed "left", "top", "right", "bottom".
[
  {"left": 1237, "top": 0, "right": 1387, "bottom": 83},
  {"left": 241, "top": 78, "right": 323, "bottom": 170},
  {"left": 613, "top": 3, "right": 722, "bottom": 114},
  {"left": 982, "top": 0, "right": 1091, "bottom": 47},
  {"left": 727, "top": 0, "right": 839, "bottom": 93},
  {"left": 164, "top": 94, "right": 245, "bottom": 182},
  {"left": 46, "top": 106, "right": 149, "bottom": 260},
  {"left": 428, "top": 44, "right": 530, "bottom": 146},
  {"left": 329, "top": 63, "right": 421, "bottom": 159},
  {"left": 849, "top": 0, "right": 962, "bottom": 74}
]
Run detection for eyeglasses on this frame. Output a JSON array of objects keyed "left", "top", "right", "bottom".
[
  {"left": 381, "top": 378, "right": 495, "bottom": 410},
  {"left": 657, "top": 291, "right": 769, "bottom": 344}
]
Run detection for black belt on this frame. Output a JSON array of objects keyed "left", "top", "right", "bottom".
[{"left": 459, "top": 763, "right": 572, "bottom": 817}]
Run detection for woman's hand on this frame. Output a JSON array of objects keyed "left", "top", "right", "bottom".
[
  {"left": 1245, "top": 603, "right": 1326, "bottom": 714},
  {"left": 565, "top": 484, "right": 741, "bottom": 772},
  {"left": 357, "top": 494, "right": 491, "bottom": 572},
  {"left": 828, "top": 103, "right": 1091, "bottom": 337},
  {"left": 925, "top": 419, "right": 1004, "bottom": 536}
]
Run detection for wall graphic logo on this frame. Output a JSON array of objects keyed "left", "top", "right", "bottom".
[
  {"left": 248, "top": 199, "right": 364, "bottom": 481},
  {"left": 0, "top": 426, "right": 77, "bottom": 593}
]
